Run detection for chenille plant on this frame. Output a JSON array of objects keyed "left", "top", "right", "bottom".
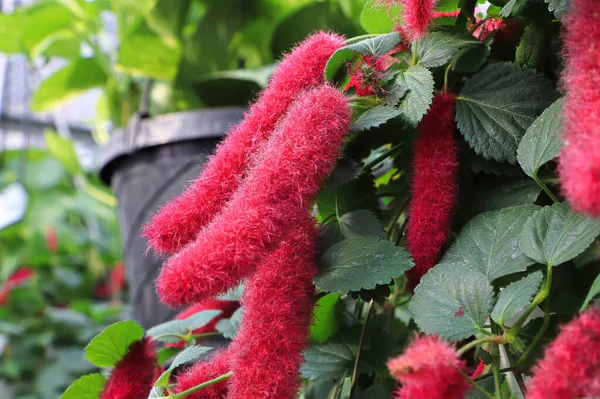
[{"left": 61, "top": 0, "right": 600, "bottom": 398}]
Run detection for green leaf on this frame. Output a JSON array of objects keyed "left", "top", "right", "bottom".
[
  {"left": 311, "top": 293, "right": 342, "bottom": 344},
  {"left": 215, "top": 307, "right": 243, "bottom": 340},
  {"left": 60, "top": 373, "right": 106, "bottom": 399},
  {"left": 452, "top": 41, "right": 490, "bottom": 73},
  {"left": 409, "top": 262, "right": 495, "bottom": 340},
  {"left": 546, "top": 0, "right": 570, "bottom": 19},
  {"left": 415, "top": 31, "right": 481, "bottom": 68},
  {"left": 469, "top": 178, "right": 542, "bottom": 214},
  {"left": 315, "top": 236, "right": 413, "bottom": 293},
  {"left": 301, "top": 341, "right": 356, "bottom": 379},
  {"left": 156, "top": 347, "right": 181, "bottom": 365},
  {"left": 491, "top": 271, "right": 543, "bottom": 326},
  {"left": 148, "top": 387, "right": 165, "bottom": 398},
  {"left": 155, "top": 345, "right": 213, "bottom": 387},
  {"left": 520, "top": 203, "right": 600, "bottom": 267},
  {"left": 515, "top": 24, "right": 547, "bottom": 70},
  {"left": 456, "top": 62, "right": 557, "bottom": 163},
  {"left": 31, "top": 58, "right": 107, "bottom": 112},
  {"left": 147, "top": 310, "right": 222, "bottom": 343},
  {"left": 395, "top": 65, "right": 435, "bottom": 126},
  {"left": 500, "top": 0, "right": 520, "bottom": 17},
  {"left": 340, "top": 210, "right": 386, "bottom": 239},
  {"left": 0, "top": 13, "right": 25, "bottom": 54},
  {"left": 44, "top": 130, "right": 83, "bottom": 176},
  {"left": 325, "top": 32, "right": 402, "bottom": 81},
  {"left": 84, "top": 320, "right": 144, "bottom": 368},
  {"left": 581, "top": 274, "right": 600, "bottom": 311},
  {"left": 517, "top": 99, "right": 565, "bottom": 178},
  {"left": 443, "top": 206, "right": 540, "bottom": 281},
  {"left": 350, "top": 105, "right": 401, "bottom": 132},
  {"left": 355, "top": 384, "right": 391, "bottom": 399},
  {"left": 359, "top": 0, "right": 402, "bottom": 34}
]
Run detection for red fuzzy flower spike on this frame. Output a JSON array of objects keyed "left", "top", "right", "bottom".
[
  {"left": 156, "top": 85, "right": 351, "bottom": 307},
  {"left": 377, "top": 0, "right": 437, "bottom": 40},
  {"left": 559, "top": 0, "right": 600, "bottom": 216},
  {"left": 387, "top": 335, "right": 471, "bottom": 399},
  {"left": 174, "top": 350, "right": 231, "bottom": 399},
  {"left": 144, "top": 32, "right": 345, "bottom": 254},
  {"left": 526, "top": 308, "right": 600, "bottom": 399},
  {"left": 100, "top": 338, "right": 158, "bottom": 399},
  {"left": 0, "top": 268, "right": 35, "bottom": 305},
  {"left": 406, "top": 92, "right": 459, "bottom": 289},
  {"left": 227, "top": 217, "right": 317, "bottom": 399}
]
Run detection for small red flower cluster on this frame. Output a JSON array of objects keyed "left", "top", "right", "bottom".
[
  {"left": 0, "top": 268, "right": 35, "bottom": 305},
  {"left": 559, "top": 0, "right": 600, "bottom": 216},
  {"left": 145, "top": 32, "right": 352, "bottom": 399},
  {"left": 406, "top": 92, "right": 459, "bottom": 289},
  {"left": 100, "top": 338, "right": 159, "bottom": 399},
  {"left": 387, "top": 335, "right": 473, "bottom": 399},
  {"left": 526, "top": 308, "right": 600, "bottom": 399}
]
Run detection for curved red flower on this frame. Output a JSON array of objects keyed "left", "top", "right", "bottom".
[
  {"left": 0, "top": 268, "right": 35, "bottom": 305},
  {"left": 526, "top": 308, "right": 600, "bottom": 399},
  {"left": 174, "top": 350, "right": 230, "bottom": 399}
]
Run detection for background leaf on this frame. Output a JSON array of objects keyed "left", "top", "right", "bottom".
[
  {"left": 311, "top": 293, "right": 342, "bottom": 344},
  {"left": 340, "top": 210, "right": 386, "bottom": 238},
  {"left": 359, "top": 0, "right": 402, "bottom": 34},
  {"left": 59, "top": 373, "right": 106, "bottom": 399},
  {"left": 350, "top": 106, "right": 401, "bottom": 132},
  {"left": 491, "top": 271, "right": 543, "bottom": 326},
  {"left": 415, "top": 31, "right": 481, "bottom": 68},
  {"left": 581, "top": 274, "right": 600, "bottom": 311},
  {"left": 395, "top": 65, "right": 435, "bottom": 126},
  {"left": 44, "top": 131, "right": 83, "bottom": 176},
  {"left": 301, "top": 341, "right": 355, "bottom": 380},
  {"left": 155, "top": 345, "right": 213, "bottom": 387},
  {"left": 546, "top": 0, "right": 570, "bottom": 18},
  {"left": 84, "top": 320, "right": 144, "bottom": 368},
  {"left": 520, "top": 203, "right": 600, "bottom": 267},
  {"left": 147, "top": 310, "right": 222, "bottom": 343},
  {"left": 215, "top": 307, "right": 243, "bottom": 340}
]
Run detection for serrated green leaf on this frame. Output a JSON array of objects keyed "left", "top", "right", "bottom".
[
  {"left": 44, "top": 130, "right": 83, "bottom": 176},
  {"left": 340, "top": 210, "right": 386, "bottom": 239},
  {"left": 301, "top": 342, "right": 356, "bottom": 379},
  {"left": 396, "top": 65, "right": 434, "bottom": 126},
  {"left": 515, "top": 24, "right": 547, "bottom": 69},
  {"left": 546, "top": 0, "right": 570, "bottom": 19},
  {"left": 84, "top": 320, "right": 144, "bottom": 368},
  {"left": 156, "top": 347, "right": 181, "bottom": 365},
  {"left": 60, "top": 373, "right": 106, "bottom": 399},
  {"left": 147, "top": 310, "right": 222, "bottom": 343},
  {"left": 410, "top": 262, "right": 495, "bottom": 340},
  {"left": 491, "top": 271, "right": 543, "bottom": 325},
  {"left": 325, "top": 32, "right": 402, "bottom": 81},
  {"left": 311, "top": 293, "right": 342, "bottom": 344},
  {"left": 517, "top": 99, "right": 565, "bottom": 178},
  {"left": 315, "top": 236, "right": 413, "bottom": 293},
  {"left": 443, "top": 206, "right": 540, "bottom": 281},
  {"left": 215, "top": 307, "right": 243, "bottom": 340},
  {"left": 350, "top": 105, "right": 401, "bottom": 132},
  {"left": 415, "top": 31, "right": 481, "bottom": 68},
  {"left": 456, "top": 62, "right": 557, "bottom": 163},
  {"left": 360, "top": 0, "right": 402, "bottom": 34},
  {"left": 581, "top": 274, "right": 600, "bottom": 311},
  {"left": 155, "top": 345, "right": 213, "bottom": 387},
  {"left": 520, "top": 203, "right": 600, "bottom": 267},
  {"left": 452, "top": 42, "right": 490, "bottom": 74}
]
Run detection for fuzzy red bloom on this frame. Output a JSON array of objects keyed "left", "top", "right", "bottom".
[
  {"left": 144, "top": 32, "right": 345, "bottom": 254},
  {"left": 388, "top": 335, "right": 471, "bottom": 399},
  {"left": 406, "top": 92, "right": 459, "bottom": 289},
  {"left": 156, "top": 85, "right": 351, "bottom": 307},
  {"left": 45, "top": 227, "right": 58, "bottom": 253},
  {"left": 0, "top": 268, "right": 35, "bottom": 305},
  {"left": 559, "top": 0, "right": 600, "bottom": 216},
  {"left": 227, "top": 217, "right": 317, "bottom": 399},
  {"left": 526, "top": 308, "right": 600, "bottom": 399},
  {"left": 100, "top": 338, "right": 158, "bottom": 399},
  {"left": 110, "top": 262, "right": 125, "bottom": 294},
  {"left": 175, "top": 350, "right": 231, "bottom": 399},
  {"left": 401, "top": 0, "right": 437, "bottom": 40}
]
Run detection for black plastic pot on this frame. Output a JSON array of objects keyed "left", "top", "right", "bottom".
[{"left": 98, "top": 108, "right": 244, "bottom": 329}]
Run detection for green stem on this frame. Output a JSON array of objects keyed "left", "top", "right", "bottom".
[
  {"left": 411, "top": 40, "right": 419, "bottom": 65},
  {"left": 349, "top": 300, "right": 375, "bottom": 398},
  {"left": 170, "top": 372, "right": 233, "bottom": 399},
  {"left": 443, "top": 63, "right": 453, "bottom": 92},
  {"left": 457, "top": 335, "right": 506, "bottom": 356},
  {"left": 517, "top": 295, "right": 551, "bottom": 366},
  {"left": 455, "top": 367, "right": 495, "bottom": 399},
  {"left": 492, "top": 342, "right": 503, "bottom": 399},
  {"left": 151, "top": 333, "right": 188, "bottom": 342},
  {"left": 191, "top": 332, "right": 223, "bottom": 340},
  {"left": 363, "top": 142, "right": 403, "bottom": 172},
  {"left": 473, "top": 366, "right": 521, "bottom": 382},
  {"left": 533, "top": 173, "right": 559, "bottom": 203}
]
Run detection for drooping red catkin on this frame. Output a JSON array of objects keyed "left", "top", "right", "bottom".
[
  {"left": 387, "top": 335, "right": 471, "bottom": 399},
  {"left": 558, "top": 0, "right": 600, "bottom": 217},
  {"left": 174, "top": 350, "right": 231, "bottom": 399},
  {"left": 406, "top": 92, "right": 459, "bottom": 289},
  {"left": 100, "top": 338, "right": 158, "bottom": 399},
  {"left": 156, "top": 85, "right": 351, "bottom": 307},
  {"left": 526, "top": 308, "right": 600, "bottom": 399},
  {"left": 144, "top": 32, "right": 345, "bottom": 254}
]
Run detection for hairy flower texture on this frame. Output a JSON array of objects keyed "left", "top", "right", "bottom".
[
  {"left": 388, "top": 335, "right": 470, "bottom": 399},
  {"left": 100, "top": 338, "right": 158, "bottom": 399},
  {"left": 174, "top": 350, "right": 231, "bottom": 399},
  {"left": 0, "top": 268, "right": 35, "bottom": 305},
  {"left": 346, "top": 56, "right": 382, "bottom": 96},
  {"left": 144, "top": 32, "right": 345, "bottom": 254},
  {"left": 559, "top": 0, "right": 600, "bottom": 216},
  {"left": 227, "top": 218, "right": 317, "bottom": 399},
  {"left": 406, "top": 92, "right": 459, "bottom": 289},
  {"left": 156, "top": 85, "right": 351, "bottom": 307},
  {"left": 526, "top": 308, "right": 600, "bottom": 399},
  {"left": 402, "top": 0, "right": 437, "bottom": 40}
]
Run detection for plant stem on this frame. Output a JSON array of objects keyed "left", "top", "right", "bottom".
[
  {"left": 191, "top": 332, "right": 223, "bottom": 340},
  {"left": 492, "top": 343, "right": 503, "bottom": 399},
  {"left": 457, "top": 335, "right": 506, "bottom": 356},
  {"left": 151, "top": 333, "right": 188, "bottom": 342},
  {"left": 533, "top": 173, "right": 559, "bottom": 203},
  {"left": 349, "top": 299, "right": 375, "bottom": 398},
  {"left": 517, "top": 295, "right": 551, "bottom": 366},
  {"left": 443, "top": 63, "right": 453, "bottom": 92},
  {"left": 473, "top": 366, "right": 521, "bottom": 382},
  {"left": 455, "top": 367, "right": 495, "bottom": 399},
  {"left": 411, "top": 40, "right": 419, "bottom": 65},
  {"left": 170, "top": 372, "right": 233, "bottom": 399},
  {"left": 363, "top": 142, "right": 403, "bottom": 172}
]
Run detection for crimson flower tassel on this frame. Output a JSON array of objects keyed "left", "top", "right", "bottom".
[
  {"left": 156, "top": 85, "right": 351, "bottom": 307},
  {"left": 100, "top": 338, "right": 158, "bottom": 399},
  {"left": 174, "top": 350, "right": 231, "bottom": 399},
  {"left": 558, "top": 0, "right": 600, "bottom": 216},
  {"left": 406, "top": 92, "right": 459, "bottom": 289},
  {"left": 387, "top": 335, "right": 472, "bottom": 399},
  {"left": 377, "top": 0, "right": 437, "bottom": 40},
  {"left": 526, "top": 308, "right": 600, "bottom": 399},
  {"left": 144, "top": 32, "right": 345, "bottom": 254}
]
